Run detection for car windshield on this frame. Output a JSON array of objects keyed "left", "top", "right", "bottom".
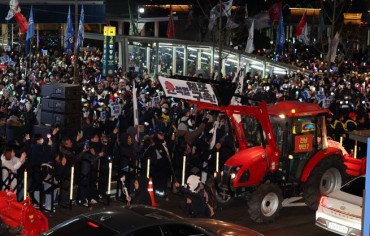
[
  {"left": 340, "top": 176, "right": 365, "bottom": 197},
  {"left": 42, "top": 217, "right": 119, "bottom": 236}
]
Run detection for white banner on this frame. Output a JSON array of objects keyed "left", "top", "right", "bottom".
[
  {"left": 231, "top": 68, "right": 245, "bottom": 105},
  {"left": 110, "top": 104, "right": 122, "bottom": 116},
  {"left": 158, "top": 76, "right": 218, "bottom": 105}
]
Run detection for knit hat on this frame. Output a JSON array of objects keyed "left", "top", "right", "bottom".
[{"left": 187, "top": 175, "right": 200, "bottom": 192}]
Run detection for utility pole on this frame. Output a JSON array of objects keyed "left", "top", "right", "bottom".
[
  {"left": 73, "top": 0, "right": 79, "bottom": 84},
  {"left": 217, "top": 0, "right": 222, "bottom": 81}
]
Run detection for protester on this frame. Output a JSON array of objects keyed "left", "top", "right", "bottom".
[
  {"left": 126, "top": 176, "right": 152, "bottom": 206},
  {"left": 1, "top": 146, "right": 26, "bottom": 191},
  {"left": 175, "top": 175, "right": 214, "bottom": 218},
  {"left": 0, "top": 33, "right": 368, "bottom": 212}
]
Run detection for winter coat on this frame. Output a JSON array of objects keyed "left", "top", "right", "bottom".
[
  {"left": 177, "top": 185, "right": 211, "bottom": 218},
  {"left": 131, "top": 176, "right": 152, "bottom": 206},
  {"left": 118, "top": 134, "right": 137, "bottom": 170}
]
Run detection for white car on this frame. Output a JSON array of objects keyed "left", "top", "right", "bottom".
[{"left": 316, "top": 175, "right": 364, "bottom": 236}]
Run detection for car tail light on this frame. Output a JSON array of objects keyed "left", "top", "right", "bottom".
[
  {"left": 87, "top": 221, "right": 99, "bottom": 228},
  {"left": 319, "top": 196, "right": 327, "bottom": 207}
]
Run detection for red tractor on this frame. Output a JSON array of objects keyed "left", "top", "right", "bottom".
[
  {"left": 158, "top": 76, "right": 365, "bottom": 223},
  {"left": 193, "top": 100, "right": 365, "bottom": 223}
]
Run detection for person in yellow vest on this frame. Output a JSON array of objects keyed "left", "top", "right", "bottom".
[
  {"left": 345, "top": 112, "right": 358, "bottom": 132},
  {"left": 161, "top": 104, "right": 170, "bottom": 128}
]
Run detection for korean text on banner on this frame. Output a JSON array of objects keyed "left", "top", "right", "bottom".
[{"left": 158, "top": 76, "right": 218, "bottom": 105}]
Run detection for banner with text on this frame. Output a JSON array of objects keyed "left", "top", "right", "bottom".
[
  {"left": 102, "top": 26, "right": 116, "bottom": 77},
  {"left": 158, "top": 76, "right": 218, "bottom": 105}
]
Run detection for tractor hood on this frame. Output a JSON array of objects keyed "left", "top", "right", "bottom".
[
  {"left": 224, "top": 146, "right": 272, "bottom": 187},
  {"left": 226, "top": 146, "right": 266, "bottom": 167}
]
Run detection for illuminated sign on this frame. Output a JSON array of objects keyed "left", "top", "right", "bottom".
[{"left": 294, "top": 134, "right": 313, "bottom": 153}]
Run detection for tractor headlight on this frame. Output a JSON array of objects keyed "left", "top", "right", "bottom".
[
  {"left": 230, "top": 166, "right": 241, "bottom": 180},
  {"left": 230, "top": 173, "right": 236, "bottom": 179}
]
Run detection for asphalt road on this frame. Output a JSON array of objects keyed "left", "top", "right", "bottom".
[{"left": 44, "top": 193, "right": 336, "bottom": 236}]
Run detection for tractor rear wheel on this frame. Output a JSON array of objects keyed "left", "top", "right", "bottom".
[
  {"left": 303, "top": 156, "right": 346, "bottom": 210},
  {"left": 248, "top": 183, "right": 283, "bottom": 223}
]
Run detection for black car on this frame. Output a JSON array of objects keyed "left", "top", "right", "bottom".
[{"left": 41, "top": 205, "right": 263, "bottom": 236}]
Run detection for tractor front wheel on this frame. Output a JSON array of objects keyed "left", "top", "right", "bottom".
[
  {"left": 215, "top": 190, "right": 233, "bottom": 205},
  {"left": 303, "top": 156, "right": 346, "bottom": 210},
  {"left": 248, "top": 183, "right": 283, "bottom": 223}
]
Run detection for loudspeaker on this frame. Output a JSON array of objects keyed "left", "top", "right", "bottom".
[
  {"left": 33, "top": 124, "right": 79, "bottom": 140},
  {"left": 40, "top": 112, "right": 81, "bottom": 129},
  {"left": 41, "top": 83, "right": 82, "bottom": 100},
  {"left": 33, "top": 125, "right": 53, "bottom": 138},
  {"left": 41, "top": 98, "right": 81, "bottom": 114}
]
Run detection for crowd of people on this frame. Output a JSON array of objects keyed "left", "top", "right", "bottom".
[{"left": 0, "top": 40, "right": 369, "bottom": 216}]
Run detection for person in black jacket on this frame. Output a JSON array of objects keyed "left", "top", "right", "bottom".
[
  {"left": 97, "top": 130, "right": 117, "bottom": 199},
  {"left": 127, "top": 176, "right": 152, "bottom": 206},
  {"left": 78, "top": 133, "right": 104, "bottom": 207},
  {"left": 58, "top": 136, "right": 84, "bottom": 206},
  {"left": 175, "top": 175, "right": 213, "bottom": 218},
  {"left": 29, "top": 133, "right": 52, "bottom": 205},
  {"left": 118, "top": 133, "right": 137, "bottom": 175}
]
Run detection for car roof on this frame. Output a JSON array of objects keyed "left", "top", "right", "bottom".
[
  {"left": 82, "top": 205, "right": 184, "bottom": 233},
  {"left": 268, "top": 101, "right": 329, "bottom": 117}
]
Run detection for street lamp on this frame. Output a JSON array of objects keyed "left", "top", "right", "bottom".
[{"left": 137, "top": 7, "right": 145, "bottom": 36}]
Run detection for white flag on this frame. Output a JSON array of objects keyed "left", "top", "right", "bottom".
[
  {"left": 299, "top": 22, "right": 309, "bottom": 45},
  {"left": 5, "top": 0, "right": 20, "bottom": 21},
  {"left": 245, "top": 20, "right": 254, "bottom": 53},
  {"left": 208, "top": 0, "right": 235, "bottom": 31}
]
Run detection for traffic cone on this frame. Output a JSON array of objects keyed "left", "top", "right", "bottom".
[{"left": 148, "top": 177, "right": 159, "bottom": 207}]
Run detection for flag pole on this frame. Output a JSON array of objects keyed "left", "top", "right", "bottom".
[
  {"left": 73, "top": 0, "right": 78, "bottom": 84},
  {"left": 217, "top": 0, "right": 222, "bottom": 81}
]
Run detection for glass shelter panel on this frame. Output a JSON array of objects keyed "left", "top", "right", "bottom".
[
  {"left": 175, "top": 47, "right": 184, "bottom": 76},
  {"left": 224, "top": 52, "right": 238, "bottom": 78},
  {"left": 158, "top": 43, "right": 174, "bottom": 76},
  {"left": 187, "top": 46, "right": 198, "bottom": 76},
  {"left": 249, "top": 61, "right": 265, "bottom": 79},
  {"left": 128, "top": 42, "right": 149, "bottom": 74}
]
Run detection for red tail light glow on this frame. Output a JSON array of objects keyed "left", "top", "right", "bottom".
[
  {"left": 320, "top": 196, "right": 327, "bottom": 207},
  {"left": 87, "top": 221, "right": 99, "bottom": 228}
]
